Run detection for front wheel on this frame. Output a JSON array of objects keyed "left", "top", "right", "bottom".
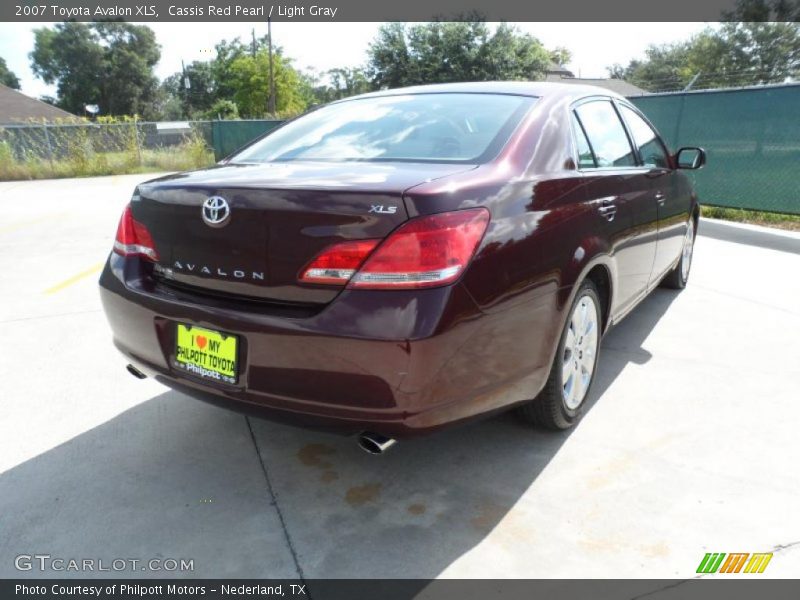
[
  {"left": 518, "top": 280, "right": 602, "bottom": 430},
  {"left": 661, "top": 218, "right": 696, "bottom": 289}
]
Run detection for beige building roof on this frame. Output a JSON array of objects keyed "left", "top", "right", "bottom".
[
  {"left": 544, "top": 74, "right": 647, "bottom": 96},
  {"left": 0, "top": 84, "right": 78, "bottom": 124}
]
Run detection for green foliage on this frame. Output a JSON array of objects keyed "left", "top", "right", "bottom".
[
  {"left": 326, "top": 67, "right": 372, "bottom": 100},
  {"left": 211, "top": 36, "right": 278, "bottom": 101},
  {"left": 204, "top": 99, "right": 239, "bottom": 120},
  {"left": 301, "top": 66, "right": 373, "bottom": 104},
  {"left": 147, "top": 21, "right": 568, "bottom": 120},
  {"left": 609, "top": 3, "right": 800, "bottom": 91},
  {"left": 228, "top": 50, "right": 308, "bottom": 117},
  {"left": 0, "top": 121, "right": 213, "bottom": 181},
  {"left": 158, "top": 34, "right": 310, "bottom": 119},
  {"left": 162, "top": 60, "right": 217, "bottom": 118},
  {"left": 701, "top": 205, "right": 800, "bottom": 231},
  {"left": 366, "top": 21, "right": 554, "bottom": 89},
  {"left": 30, "top": 22, "right": 160, "bottom": 116},
  {"left": 153, "top": 92, "right": 185, "bottom": 121},
  {"left": 721, "top": 0, "right": 800, "bottom": 21},
  {"left": 183, "top": 131, "right": 213, "bottom": 166},
  {"left": 548, "top": 47, "right": 573, "bottom": 68},
  {"left": 0, "top": 140, "right": 13, "bottom": 164},
  {"left": 0, "top": 57, "right": 21, "bottom": 89}
]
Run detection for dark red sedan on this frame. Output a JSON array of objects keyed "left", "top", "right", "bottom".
[{"left": 99, "top": 82, "right": 705, "bottom": 453}]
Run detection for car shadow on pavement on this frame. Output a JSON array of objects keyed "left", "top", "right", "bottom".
[
  {"left": 590, "top": 288, "right": 680, "bottom": 400},
  {"left": 0, "top": 290, "right": 679, "bottom": 581},
  {"left": 0, "top": 396, "right": 302, "bottom": 579},
  {"left": 241, "top": 288, "right": 682, "bottom": 580}
]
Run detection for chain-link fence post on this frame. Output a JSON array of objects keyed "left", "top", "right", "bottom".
[
  {"left": 133, "top": 116, "right": 142, "bottom": 165},
  {"left": 42, "top": 120, "right": 54, "bottom": 170}
]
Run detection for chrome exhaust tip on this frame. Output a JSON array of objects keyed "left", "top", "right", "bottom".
[
  {"left": 357, "top": 432, "right": 397, "bottom": 455},
  {"left": 126, "top": 364, "right": 147, "bottom": 379}
]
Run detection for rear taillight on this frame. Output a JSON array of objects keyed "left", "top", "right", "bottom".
[
  {"left": 352, "top": 208, "right": 489, "bottom": 289},
  {"left": 299, "top": 239, "right": 380, "bottom": 285},
  {"left": 298, "top": 208, "right": 490, "bottom": 290},
  {"left": 113, "top": 204, "right": 159, "bottom": 261}
]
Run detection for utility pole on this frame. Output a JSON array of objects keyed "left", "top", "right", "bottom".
[
  {"left": 251, "top": 28, "right": 256, "bottom": 57},
  {"left": 181, "top": 59, "right": 191, "bottom": 117},
  {"left": 267, "top": 18, "right": 276, "bottom": 116}
]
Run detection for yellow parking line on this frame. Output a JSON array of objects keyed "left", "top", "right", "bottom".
[{"left": 44, "top": 262, "right": 104, "bottom": 295}]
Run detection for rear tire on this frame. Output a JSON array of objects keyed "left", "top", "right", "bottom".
[
  {"left": 661, "top": 218, "right": 696, "bottom": 290},
  {"left": 518, "top": 280, "right": 602, "bottom": 430}
]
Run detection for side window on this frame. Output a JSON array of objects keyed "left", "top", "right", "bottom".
[
  {"left": 619, "top": 104, "right": 670, "bottom": 169},
  {"left": 571, "top": 113, "right": 596, "bottom": 168},
  {"left": 574, "top": 100, "right": 636, "bottom": 168}
]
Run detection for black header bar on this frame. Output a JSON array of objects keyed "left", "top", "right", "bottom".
[{"left": 3, "top": 0, "right": 763, "bottom": 22}]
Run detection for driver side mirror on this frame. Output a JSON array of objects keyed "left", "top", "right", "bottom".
[{"left": 676, "top": 147, "right": 706, "bottom": 170}]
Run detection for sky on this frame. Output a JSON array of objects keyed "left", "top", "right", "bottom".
[{"left": 0, "top": 22, "right": 712, "bottom": 99}]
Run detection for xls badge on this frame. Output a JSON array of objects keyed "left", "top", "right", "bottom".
[{"left": 369, "top": 204, "right": 397, "bottom": 214}]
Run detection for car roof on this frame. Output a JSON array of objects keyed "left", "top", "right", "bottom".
[{"left": 334, "top": 81, "right": 627, "bottom": 103}]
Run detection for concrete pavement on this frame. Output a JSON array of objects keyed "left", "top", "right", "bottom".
[{"left": 1, "top": 174, "right": 798, "bottom": 579}]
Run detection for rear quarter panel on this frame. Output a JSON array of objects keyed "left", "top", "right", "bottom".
[{"left": 401, "top": 92, "right": 617, "bottom": 403}]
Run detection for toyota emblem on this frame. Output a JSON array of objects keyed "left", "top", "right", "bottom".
[{"left": 202, "top": 196, "right": 231, "bottom": 227}]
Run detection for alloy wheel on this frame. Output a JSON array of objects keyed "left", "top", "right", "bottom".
[
  {"left": 561, "top": 295, "right": 599, "bottom": 410},
  {"left": 681, "top": 220, "right": 695, "bottom": 281}
]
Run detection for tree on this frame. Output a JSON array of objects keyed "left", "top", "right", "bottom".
[
  {"left": 301, "top": 66, "right": 372, "bottom": 105},
  {"left": 162, "top": 61, "right": 217, "bottom": 118},
  {"left": 158, "top": 33, "right": 306, "bottom": 119},
  {"left": 328, "top": 67, "right": 372, "bottom": 99},
  {"left": 609, "top": 4, "right": 800, "bottom": 92},
  {"left": 607, "top": 39, "right": 705, "bottom": 91},
  {"left": 297, "top": 67, "right": 335, "bottom": 105},
  {"left": 548, "top": 47, "right": 573, "bottom": 68},
  {"left": 153, "top": 90, "right": 184, "bottom": 121},
  {"left": 0, "top": 57, "right": 20, "bottom": 89},
  {"left": 204, "top": 99, "right": 239, "bottom": 120},
  {"left": 606, "top": 64, "right": 627, "bottom": 80},
  {"left": 30, "top": 22, "right": 160, "bottom": 116},
  {"left": 722, "top": 0, "right": 800, "bottom": 21},
  {"left": 227, "top": 50, "right": 308, "bottom": 117},
  {"left": 711, "top": 21, "right": 800, "bottom": 86},
  {"left": 211, "top": 35, "right": 286, "bottom": 103},
  {"left": 367, "top": 22, "right": 556, "bottom": 89}
]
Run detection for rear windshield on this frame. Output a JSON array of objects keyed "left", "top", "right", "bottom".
[{"left": 231, "top": 93, "right": 536, "bottom": 164}]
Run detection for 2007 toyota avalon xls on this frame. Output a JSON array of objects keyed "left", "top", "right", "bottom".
[{"left": 99, "top": 82, "right": 705, "bottom": 454}]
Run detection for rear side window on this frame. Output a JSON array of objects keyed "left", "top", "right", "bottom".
[
  {"left": 574, "top": 100, "right": 636, "bottom": 168},
  {"left": 618, "top": 104, "right": 670, "bottom": 169},
  {"left": 571, "top": 113, "right": 596, "bottom": 168}
]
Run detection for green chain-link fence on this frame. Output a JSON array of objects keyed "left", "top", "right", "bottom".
[
  {"left": 630, "top": 83, "right": 800, "bottom": 215},
  {"left": 0, "top": 120, "right": 214, "bottom": 179},
  {"left": 210, "top": 87, "right": 800, "bottom": 215},
  {"left": 3, "top": 87, "right": 798, "bottom": 215},
  {"left": 211, "top": 119, "right": 282, "bottom": 160}
]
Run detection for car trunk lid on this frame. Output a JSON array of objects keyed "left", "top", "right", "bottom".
[{"left": 134, "top": 161, "right": 476, "bottom": 305}]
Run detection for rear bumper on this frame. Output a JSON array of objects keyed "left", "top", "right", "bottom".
[{"left": 99, "top": 254, "right": 551, "bottom": 437}]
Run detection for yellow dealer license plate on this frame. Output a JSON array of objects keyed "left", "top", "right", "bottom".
[{"left": 175, "top": 323, "right": 238, "bottom": 385}]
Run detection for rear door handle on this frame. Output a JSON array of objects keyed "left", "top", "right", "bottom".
[
  {"left": 655, "top": 191, "right": 666, "bottom": 204},
  {"left": 598, "top": 198, "right": 617, "bottom": 222}
]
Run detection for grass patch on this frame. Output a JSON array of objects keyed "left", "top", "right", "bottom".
[
  {"left": 0, "top": 135, "right": 214, "bottom": 181},
  {"left": 702, "top": 205, "right": 800, "bottom": 232}
]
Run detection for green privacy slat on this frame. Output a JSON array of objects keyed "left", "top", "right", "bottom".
[
  {"left": 211, "top": 120, "right": 283, "bottom": 161},
  {"left": 630, "top": 84, "right": 800, "bottom": 215}
]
